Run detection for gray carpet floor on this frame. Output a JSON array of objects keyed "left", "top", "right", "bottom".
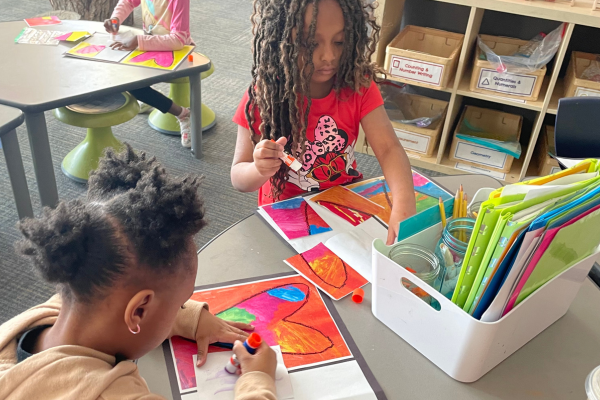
[{"left": 0, "top": 0, "right": 442, "bottom": 324}]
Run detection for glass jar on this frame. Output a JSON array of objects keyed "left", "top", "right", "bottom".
[
  {"left": 388, "top": 244, "right": 440, "bottom": 306},
  {"left": 468, "top": 201, "right": 483, "bottom": 219},
  {"left": 434, "top": 218, "right": 476, "bottom": 299}
]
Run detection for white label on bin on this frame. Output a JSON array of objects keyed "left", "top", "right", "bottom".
[
  {"left": 550, "top": 166, "right": 562, "bottom": 174},
  {"left": 455, "top": 163, "right": 506, "bottom": 180},
  {"left": 388, "top": 55, "right": 444, "bottom": 86},
  {"left": 394, "top": 128, "right": 430, "bottom": 154},
  {"left": 575, "top": 87, "right": 600, "bottom": 97},
  {"left": 454, "top": 141, "right": 508, "bottom": 169},
  {"left": 476, "top": 68, "right": 537, "bottom": 97}
]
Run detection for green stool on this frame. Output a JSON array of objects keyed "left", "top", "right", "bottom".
[
  {"left": 54, "top": 92, "right": 139, "bottom": 183},
  {"left": 148, "top": 58, "right": 216, "bottom": 135}
]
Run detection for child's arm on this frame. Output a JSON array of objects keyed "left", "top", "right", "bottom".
[
  {"left": 137, "top": 0, "right": 191, "bottom": 51},
  {"left": 362, "top": 105, "right": 417, "bottom": 245},
  {"left": 110, "top": 0, "right": 140, "bottom": 25},
  {"left": 231, "top": 125, "right": 287, "bottom": 192}
]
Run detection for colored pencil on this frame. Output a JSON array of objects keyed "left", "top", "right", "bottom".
[{"left": 439, "top": 197, "right": 447, "bottom": 228}]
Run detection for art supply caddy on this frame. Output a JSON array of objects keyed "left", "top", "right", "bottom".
[{"left": 371, "top": 160, "right": 600, "bottom": 382}]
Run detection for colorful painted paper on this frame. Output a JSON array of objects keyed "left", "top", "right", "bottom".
[
  {"left": 413, "top": 170, "right": 452, "bottom": 200},
  {"left": 66, "top": 41, "right": 130, "bottom": 63},
  {"left": 24, "top": 16, "right": 61, "bottom": 27},
  {"left": 310, "top": 186, "right": 386, "bottom": 224},
  {"left": 284, "top": 243, "right": 368, "bottom": 300},
  {"left": 55, "top": 31, "right": 91, "bottom": 42},
  {"left": 262, "top": 197, "right": 332, "bottom": 240},
  {"left": 169, "top": 275, "right": 352, "bottom": 394},
  {"left": 121, "top": 45, "right": 194, "bottom": 70}
]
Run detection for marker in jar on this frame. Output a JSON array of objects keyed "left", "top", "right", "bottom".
[
  {"left": 224, "top": 333, "right": 263, "bottom": 374},
  {"left": 270, "top": 140, "right": 301, "bottom": 172}
]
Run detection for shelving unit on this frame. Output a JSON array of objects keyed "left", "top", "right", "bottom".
[{"left": 359, "top": 0, "right": 600, "bottom": 183}]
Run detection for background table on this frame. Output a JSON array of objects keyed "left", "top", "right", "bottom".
[
  {"left": 0, "top": 105, "right": 32, "bottom": 219},
  {"left": 137, "top": 174, "right": 600, "bottom": 399},
  {"left": 0, "top": 20, "right": 211, "bottom": 209}
]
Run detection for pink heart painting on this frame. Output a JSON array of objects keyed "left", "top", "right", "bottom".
[
  {"left": 55, "top": 32, "right": 72, "bottom": 41},
  {"left": 76, "top": 44, "right": 105, "bottom": 54},
  {"left": 129, "top": 51, "right": 174, "bottom": 68}
]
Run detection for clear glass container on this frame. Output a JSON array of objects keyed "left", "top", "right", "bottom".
[
  {"left": 434, "top": 218, "right": 476, "bottom": 299},
  {"left": 468, "top": 201, "right": 483, "bottom": 219},
  {"left": 388, "top": 244, "right": 440, "bottom": 307}
]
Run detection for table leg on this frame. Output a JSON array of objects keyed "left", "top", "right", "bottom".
[
  {"left": 24, "top": 112, "right": 59, "bottom": 208},
  {"left": 189, "top": 72, "right": 202, "bottom": 159},
  {"left": 2, "top": 128, "right": 34, "bottom": 219}
]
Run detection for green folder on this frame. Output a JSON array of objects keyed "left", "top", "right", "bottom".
[{"left": 515, "top": 207, "right": 600, "bottom": 305}]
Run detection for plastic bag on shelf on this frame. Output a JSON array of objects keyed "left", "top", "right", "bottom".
[
  {"left": 581, "top": 58, "right": 600, "bottom": 83},
  {"left": 477, "top": 23, "right": 566, "bottom": 73},
  {"left": 380, "top": 81, "right": 444, "bottom": 128}
]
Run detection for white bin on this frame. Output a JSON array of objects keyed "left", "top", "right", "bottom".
[{"left": 372, "top": 221, "right": 600, "bottom": 382}]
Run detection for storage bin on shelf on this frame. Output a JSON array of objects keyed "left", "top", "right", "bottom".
[
  {"left": 448, "top": 106, "right": 522, "bottom": 175},
  {"left": 534, "top": 125, "right": 561, "bottom": 176},
  {"left": 564, "top": 51, "right": 600, "bottom": 98},
  {"left": 371, "top": 189, "right": 600, "bottom": 382},
  {"left": 385, "top": 93, "right": 448, "bottom": 157},
  {"left": 470, "top": 35, "right": 546, "bottom": 101},
  {"left": 384, "top": 26, "right": 464, "bottom": 90}
]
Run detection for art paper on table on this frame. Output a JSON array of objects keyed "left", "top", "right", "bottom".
[
  {"left": 55, "top": 31, "right": 92, "bottom": 42},
  {"left": 14, "top": 28, "right": 84, "bottom": 46},
  {"left": 24, "top": 16, "right": 61, "bottom": 27},
  {"left": 66, "top": 41, "right": 130, "bottom": 63},
  {"left": 284, "top": 243, "right": 368, "bottom": 300},
  {"left": 169, "top": 275, "right": 352, "bottom": 394},
  {"left": 347, "top": 176, "right": 441, "bottom": 215},
  {"left": 192, "top": 345, "right": 294, "bottom": 400},
  {"left": 261, "top": 197, "right": 332, "bottom": 240},
  {"left": 412, "top": 170, "right": 453, "bottom": 200},
  {"left": 310, "top": 186, "right": 386, "bottom": 225},
  {"left": 121, "top": 45, "right": 194, "bottom": 70}
]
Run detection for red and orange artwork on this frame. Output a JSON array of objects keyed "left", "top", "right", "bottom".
[
  {"left": 310, "top": 186, "right": 386, "bottom": 224},
  {"left": 169, "top": 275, "right": 351, "bottom": 394},
  {"left": 284, "top": 243, "right": 368, "bottom": 300}
]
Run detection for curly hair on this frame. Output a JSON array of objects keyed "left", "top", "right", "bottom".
[
  {"left": 245, "top": 0, "right": 382, "bottom": 199},
  {"left": 16, "top": 144, "right": 206, "bottom": 302}
]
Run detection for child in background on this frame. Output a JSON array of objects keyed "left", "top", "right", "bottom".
[
  {"left": 105, "top": 0, "right": 194, "bottom": 147},
  {"left": 0, "top": 145, "right": 276, "bottom": 400},
  {"left": 230, "top": 0, "right": 417, "bottom": 245}
]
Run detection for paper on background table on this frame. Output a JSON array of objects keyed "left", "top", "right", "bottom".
[
  {"left": 284, "top": 243, "right": 368, "bottom": 300},
  {"left": 24, "top": 16, "right": 61, "bottom": 27},
  {"left": 66, "top": 34, "right": 131, "bottom": 63},
  {"left": 192, "top": 346, "right": 293, "bottom": 400},
  {"left": 15, "top": 28, "right": 62, "bottom": 45},
  {"left": 121, "top": 45, "right": 194, "bottom": 70}
]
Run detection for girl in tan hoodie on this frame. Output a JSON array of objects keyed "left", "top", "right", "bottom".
[{"left": 0, "top": 145, "right": 277, "bottom": 400}]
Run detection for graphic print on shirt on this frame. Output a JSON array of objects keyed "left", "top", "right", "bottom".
[{"left": 288, "top": 115, "right": 359, "bottom": 192}]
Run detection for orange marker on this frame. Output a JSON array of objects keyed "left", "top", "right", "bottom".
[
  {"left": 270, "top": 139, "right": 301, "bottom": 172},
  {"left": 352, "top": 288, "right": 364, "bottom": 303},
  {"left": 188, "top": 54, "right": 194, "bottom": 62}
]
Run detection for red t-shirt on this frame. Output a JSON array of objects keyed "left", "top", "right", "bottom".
[{"left": 233, "top": 81, "right": 384, "bottom": 205}]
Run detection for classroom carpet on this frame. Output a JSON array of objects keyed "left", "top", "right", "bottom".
[{"left": 0, "top": 0, "right": 447, "bottom": 324}]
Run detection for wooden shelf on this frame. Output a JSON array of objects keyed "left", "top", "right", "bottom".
[
  {"left": 433, "top": 0, "right": 600, "bottom": 29},
  {"left": 457, "top": 70, "right": 548, "bottom": 111},
  {"left": 547, "top": 78, "right": 564, "bottom": 115},
  {"left": 386, "top": 74, "right": 454, "bottom": 94}
]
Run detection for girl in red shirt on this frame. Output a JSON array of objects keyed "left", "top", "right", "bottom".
[{"left": 231, "top": 0, "right": 417, "bottom": 244}]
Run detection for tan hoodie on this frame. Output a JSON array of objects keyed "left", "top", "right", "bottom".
[{"left": 0, "top": 296, "right": 276, "bottom": 400}]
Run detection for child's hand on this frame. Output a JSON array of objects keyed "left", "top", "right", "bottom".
[
  {"left": 110, "top": 35, "right": 139, "bottom": 51},
  {"left": 194, "top": 311, "right": 254, "bottom": 367},
  {"left": 253, "top": 137, "right": 287, "bottom": 177},
  {"left": 387, "top": 206, "right": 415, "bottom": 245},
  {"left": 234, "top": 340, "right": 277, "bottom": 379},
  {"left": 104, "top": 18, "right": 120, "bottom": 34}
]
